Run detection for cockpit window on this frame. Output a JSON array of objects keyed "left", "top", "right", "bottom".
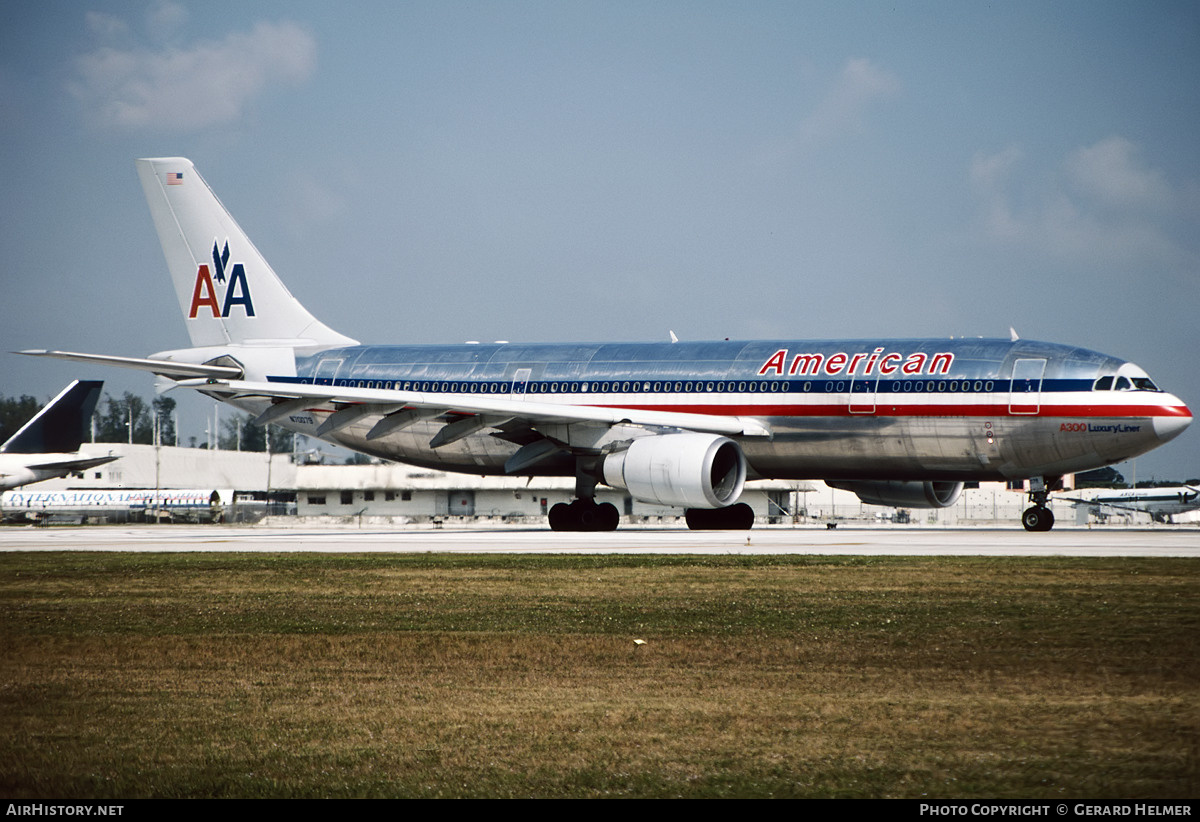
[{"left": 1095, "top": 374, "right": 1161, "bottom": 392}]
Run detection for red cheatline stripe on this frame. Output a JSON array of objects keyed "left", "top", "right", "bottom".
[
  {"left": 299, "top": 400, "right": 1191, "bottom": 420},
  {"left": 591, "top": 402, "right": 1192, "bottom": 419}
]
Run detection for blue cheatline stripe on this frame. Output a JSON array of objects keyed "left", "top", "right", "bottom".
[{"left": 267, "top": 374, "right": 1097, "bottom": 395}]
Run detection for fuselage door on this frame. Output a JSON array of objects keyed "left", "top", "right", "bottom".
[
  {"left": 314, "top": 357, "right": 344, "bottom": 386},
  {"left": 1008, "top": 358, "right": 1046, "bottom": 415},
  {"left": 511, "top": 368, "right": 531, "bottom": 400},
  {"left": 849, "top": 376, "right": 877, "bottom": 414}
]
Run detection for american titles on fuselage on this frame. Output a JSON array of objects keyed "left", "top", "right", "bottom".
[{"left": 757, "top": 348, "right": 954, "bottom": 377}]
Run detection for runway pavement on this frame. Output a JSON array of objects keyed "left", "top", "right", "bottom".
[{"left": 1, "top": 523, "right": 1197, "bottom": 556}]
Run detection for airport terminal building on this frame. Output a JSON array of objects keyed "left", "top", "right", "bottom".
[{"left": 5, "top": 441, "right": 1169, "bottom": 527}]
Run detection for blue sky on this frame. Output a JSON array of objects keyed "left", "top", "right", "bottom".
[{"left": 2, "top": 0, "right": 1197, "bottom": 480}]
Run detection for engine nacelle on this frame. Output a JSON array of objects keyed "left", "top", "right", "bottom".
[
  {"left": 602, "top": 433, "right": 747, "bottom": 509},
  {"left": 829, "top": 480, "right": 964, "bottom": 509}
]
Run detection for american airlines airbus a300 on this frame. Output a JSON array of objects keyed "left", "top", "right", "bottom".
[{"left": 22, "top": 158, "right": 1193, "bottom": 531}]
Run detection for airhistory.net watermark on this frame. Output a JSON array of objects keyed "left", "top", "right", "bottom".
[{"left": 6, "top": 807, "right": 123, "bottom": 817}]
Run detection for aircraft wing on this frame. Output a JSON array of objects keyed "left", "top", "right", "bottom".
[
  {"left": 0, "top": 454, "right": 119, "bottom": 490},
  {"left": 1057, "top": 486, "right": 1199, "bottom": 515},
  {"left": 187, "top": 377, "right": 774, "bottom": 440},
  {"left": 1055, "top": 495, "right": 1149, "bottom": 514}
]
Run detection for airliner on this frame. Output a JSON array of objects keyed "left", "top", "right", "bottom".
[
  {"left": 21, "top": 158, "right": 1193, "bottom": 531},
  {"left": 0, "top": 488, "right": 231, "bottom": 523},
  {"left": 1057, "top": 486, "right": 1200, "bottom": 524},
  {"left": 0, "top": 380, "right": 117, "bottom": 490}
]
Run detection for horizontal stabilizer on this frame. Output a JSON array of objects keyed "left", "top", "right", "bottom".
[
  {"left": 18, "top": 350, "right": 243, "bottom": 381},
  {"left": 26, "top": 455, "right": 119, "bottom": 473}
]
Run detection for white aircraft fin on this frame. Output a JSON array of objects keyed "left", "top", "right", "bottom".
[{"left": 135, "top": 158, "right": 358, "bottom": 352}]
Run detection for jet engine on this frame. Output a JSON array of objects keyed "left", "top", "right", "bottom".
[
  {"left": 829, "top": 480, "right": 964, "bottom": 509},
  {"left": 602, "top": 433, "right": 747, "bottom": 509}
]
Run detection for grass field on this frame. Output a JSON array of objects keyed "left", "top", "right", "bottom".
[{"left": 1, "top": 552, "right": 1196, "bottom": 798}]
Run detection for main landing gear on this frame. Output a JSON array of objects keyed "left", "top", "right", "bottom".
[
  {"left": 1021, "top": 476, "right": 1059, "bottom": 532},
  {"left": 548, "top": 498, "right": 620, "bottom": 532},
  {"left": 549, "top": 499, "right": 756, "bottom": 531},
  {"left": 548, "top": 459, "right": 621, "bottom": 532},
  {"left": 548, "top": 499, "right": 756, "bottom": 531},
  {"left": 545, "top": 458, "right": 756, "bottom": 532},
  {"left": 685, "top": 503, "right": 755, "bottom": 530}
]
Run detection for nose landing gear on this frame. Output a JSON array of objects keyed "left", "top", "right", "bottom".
[
  {"left": 1021, "top": 476, "right": 1059, "bottom": 532},
  {"left": 1021, "top": 505, "right": 1055, "bottom": 532}
]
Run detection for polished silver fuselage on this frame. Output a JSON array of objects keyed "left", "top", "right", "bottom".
[{"left": 226, "top": 337, "right": 1190, "bottom": 484}]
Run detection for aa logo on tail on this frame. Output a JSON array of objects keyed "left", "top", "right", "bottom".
[{"left": 189, "top": 240, "right": 255, "bottom": 318}]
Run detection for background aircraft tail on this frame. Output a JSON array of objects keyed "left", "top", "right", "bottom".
[
  {"left": 0, "top": 381, "right": 103, "bottom": 454},
  {"left": 136, "top": 157, "right": 357, "bottom": 351}
]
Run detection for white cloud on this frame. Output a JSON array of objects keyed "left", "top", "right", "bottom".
[
  {"left": 970, "top": 145, "right": 1022, "bottom": 190},
  {"left": 798, "top": 58, "right": 901, "bottom": 146},
  {"left": 145, "top": 1, "right": 188, "bottom": 44},
  {"left": 71, "top": 18, "right": 316, "bottom": 131},
  {"left": 1064, "top": 136, "right": 1173, "bottom": 214},
  {"left": 969, "top": 137, "right": 1196, "bottom": 277}
]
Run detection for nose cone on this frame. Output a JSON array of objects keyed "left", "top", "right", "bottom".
[{"left": 1154, "top": 396, "right": 1192, "bottom": 444}]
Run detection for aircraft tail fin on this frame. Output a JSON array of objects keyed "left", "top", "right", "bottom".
[
  {"left": 135, "top": 158, "right": 358, "bottom": 351},
  {"left": 0, "top": 381, "right": 104, "bottom": 454}
]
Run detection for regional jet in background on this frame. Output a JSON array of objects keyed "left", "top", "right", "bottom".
[
  {"left": 0, "top": 380, "right": 117, "bottom": 490},
  {"left": 1056, "top": 486, "right": 1200, "bottom": 524},
  {"left": 0, "top": 488, "right": 232, "bottom": 524},
  {"left": 20, "top": 158, "right": 1193, "bottom": 531}
]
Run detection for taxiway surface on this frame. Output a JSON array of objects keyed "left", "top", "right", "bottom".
[{"left": 1, "top": 524, "right": 1196, "bottom": 556}]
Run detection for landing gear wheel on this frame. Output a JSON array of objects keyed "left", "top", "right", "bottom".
[
  {"left": 548, "top": 503, "right": 573, "bottom": 532},
  {"left": 1021, "top": 506, "right": 1055, "bottom": 532},
  {"left": 595, "top": 502, "right": 620, "bottom": 532},
  {"left": 1039, "top": 507, "right": 1054, "bottom": 531},
  {"left": 548, "top": 499, "right": 621, "bottom": 532},
  {"left": 575, "top": 500, "right": 603, "bottom": 531},
  {"left": 685, "top": 503, "right": 755, "bottom": 530}
]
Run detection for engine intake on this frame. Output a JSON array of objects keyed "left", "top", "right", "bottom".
[
  {"left": 829, "top": 480, "right": 964, "bottom": 509},
  {"left": 603, "top": 433, "right": 746, "bottom": 509}
]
